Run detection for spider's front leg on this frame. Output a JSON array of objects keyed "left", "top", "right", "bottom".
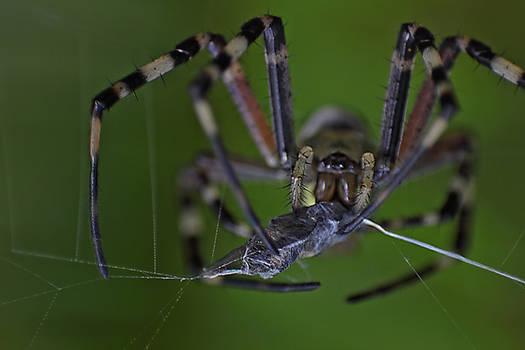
[
  {"left": 90, "top": 33, "right": 226, "bottom": 279},
  {"left": 373, "top": 25, "right": 525, "bottom": 220},
  {"left": 187, "top": 15, "right": 296, "bottom": 258},
  {"left": 344, "top": 23, "right": 525, "bottom": 300},
  {"left": 399, "top": 34, "right": 525, "bottom": 158},
  {"left": 89, "top": 15, "right": 298, "bottom": 279},
  {"left": 345, "top": 23, "right": 467, "bottom": 233},
  {"left": 376, "top": 23, "right": 525, "bottom": 178},
  {"left": 347, "top": 23, "right": 525, "bottom": 231}
]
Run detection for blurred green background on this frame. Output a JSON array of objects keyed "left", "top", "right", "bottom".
[{"left": 1, "top": 0, "right": 524, "bottom": 348}]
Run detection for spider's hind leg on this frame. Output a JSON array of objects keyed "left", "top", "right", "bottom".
[{"left": 178, "top": 155, "right": 287, "bottom": 241}]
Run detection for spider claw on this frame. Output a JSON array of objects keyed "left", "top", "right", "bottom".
[
  {"left": 97, "top": 261, "right": 110, "bottom": 280},
  {"left": 91, "top": 226, "right": 110, "bottom": 279}
]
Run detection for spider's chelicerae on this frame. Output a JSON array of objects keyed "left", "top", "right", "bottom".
[{"left": 89, "top": 15, "right": 525, "bottom": 302}]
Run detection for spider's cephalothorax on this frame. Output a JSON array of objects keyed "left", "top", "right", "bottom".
[
  {"left": 89, "top": 15, "right": 525, "bottom": 300},
  {"left": 297, "top": 107, "right": 374, "bottom": 211}
]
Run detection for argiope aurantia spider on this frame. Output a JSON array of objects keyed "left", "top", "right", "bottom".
[{"left": 89, "top": 15, "right": 525, "bottom": 302}]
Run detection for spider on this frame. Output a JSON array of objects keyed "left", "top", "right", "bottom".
[{"left": 89, "top": 15, "right": 525, "bottom": 302}]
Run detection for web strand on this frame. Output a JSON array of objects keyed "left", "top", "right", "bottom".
[
  {"left": 363, "top": 219, "right": 525, "bottom": 285},
  {"left": 145, "top": 89, "right": 159, "bottom": 274},
  {"left": 501, "top": 226, "right": 525, "bottom": 267},
  {"left": 391, "top": 242, "right": 475, "bottom": 349},
  {"left": 27, "top": 292, "right": 58, "bottom": 349}
]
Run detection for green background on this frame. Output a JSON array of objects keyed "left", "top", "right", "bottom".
[{"left": 1, "top": 0, "right": 524, "bottom": 349}]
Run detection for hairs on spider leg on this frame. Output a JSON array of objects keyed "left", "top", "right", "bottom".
[{"left": 159, "top": 72, "right": 166, "bottom": 86}]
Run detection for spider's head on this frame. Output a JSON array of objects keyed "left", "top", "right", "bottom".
[{"left": 199, "top": 202, "right": 356, "bottom": 280}]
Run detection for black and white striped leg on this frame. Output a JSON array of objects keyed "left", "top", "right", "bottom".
[
  {"left": 376, "top": 23, "right": 418, "bottom": 177},
  {"left": 452, "top": 36, "right": 525, "bottom": 87},
  {"left": 407, "top": 133, "right": 473, "bottom": 181},
  {"left": 399, "top": 34, "right": 525, "bottom": 160},
  {"left": 348, "top": 205, "right": 473, "bottom": 303},
  {"left": 398, "top": 37, "right": 461, "bottom": 160},
  {"left": 178, "top": 166, "right": 252, "bottom": 239},
  {"left": 343, "top": 23, "right": 460, "bottom": 235},
  {"left": 353, "top": 24, "right": 525, "bottom": 232},
  {"left": 379, "top": 134, "right": 474, "bottom": 230},
  {"left": 90, "top": 33, "right": 224, "bottom": 279},
  {"left": 178, "top": 153, "right": 289, "bottom": 240},
  {"left": 207, "top": 37, "right": 280, "bottom": 168},
  {"left": 347, "top": 136, "right": 475, "bottom": 302},
  {"left": 188, "top": 15, "right": 296, "bottom": 256},
  {"left": 214, "top": 16, "right": 297, "bottom": 169},
  {"left": 263, "top": 17, "right": 296, "bottom": 168}
]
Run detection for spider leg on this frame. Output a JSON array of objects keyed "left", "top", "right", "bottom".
[
  {"left": 193, "top": 153, "right": 288, "bottom": 183},
  {"left": 179, "top": 168, "right": 251, "bottom": 239},
  {"left": 375, "top": 24, "right": 419, "bottom": 177},
  {"left": 376, "top": 25, "right": 525, "bottom": 179},
  {"left": 343, "top": 23, "right": 461, "bottom": 235},
  {"left": 188, "top": 15, "right": 296, "bottom": 258},
  {"left": 178, "top": 183, "right": 320, "bottom": 292},
  {"left": 348, "top": 24, "right": 525, "bottom": 235},
  {"left": 378, "top": 134, "right": 474, "bottom": 230},
  {"left": 398, "top": 35, "right": 525, "bottom": 159},
  {"left": 215, "top": 278, "right": 320, "bottom": 292},
  {"left": 200, "top": 15, "right": 297, "bottom": 169},
  {"left": 206, "top": 37, "right": 279, "bottom": 168},
  {"left": 90, "top": 15, "right": 296, "bottom": 278},
  {"left": 343, "top": 26, "right": 525, "bottom": 299},
  {"left": 406, "top": 133, "right": 473, "bottom": 181},
  {"left": 396, "top": 37, "right": 461, "bottom": 161},
  {"left": 347, "top": 133, "right": 475, "bottom": 303},
  {"left": 353, "top": 134, "right": 471, "bottom": 235},
  {"left": 178, "top": 154, "right": 286, "bottom": 239},
  {"left": 90, "top": 33, "right": 226, "bottom": 279},
  {"left": 453, "top": 36, "right": 525, "bottom": 87},
  {"left": 263, "top": 17, "right": 297, "bottom": 168}
]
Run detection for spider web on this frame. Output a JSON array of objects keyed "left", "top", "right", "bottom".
[{"left": 0, "top": 90, "right": 193, "bottom": 348}]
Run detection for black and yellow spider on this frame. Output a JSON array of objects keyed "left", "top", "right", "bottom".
[{"left": 88, "top": 15, "right": 524, "bottom": 302}]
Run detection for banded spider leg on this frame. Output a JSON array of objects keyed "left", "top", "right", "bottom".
[
  {"left": 343, "top": 23, "right": 524, "bottom": 302},
  {"left": 89, "top": 16, "right": 305, "bottom": 286}
]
